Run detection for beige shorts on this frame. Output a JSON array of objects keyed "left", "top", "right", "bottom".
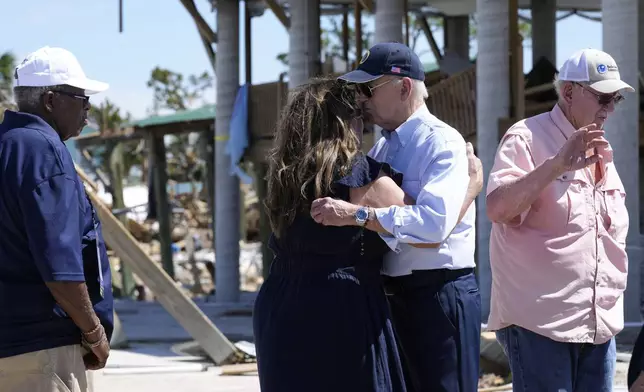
[{"left": 0, "top": 344, "right": 93, "bottom": 392}]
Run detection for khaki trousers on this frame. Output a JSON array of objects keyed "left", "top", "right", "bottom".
[{"left": 0, "top": 345, "right": 93, "bottom": 392}]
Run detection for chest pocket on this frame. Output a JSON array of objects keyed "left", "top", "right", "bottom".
[
  {"left": 530, "top": 170, "right": 592, "bottom": 233},
  {"left": 603, "top": 172, "right": 628, "bottom": 245},
  {"left": 557, "top": 171, "right": 594, "bottom": 232}
]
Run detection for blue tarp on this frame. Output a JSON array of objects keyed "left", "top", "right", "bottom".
[{"left": 227, "top": 83, "right": 253, "bottom": 184}]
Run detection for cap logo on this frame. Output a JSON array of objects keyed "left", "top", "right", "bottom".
[
  {"left": 597, "top": 64, "right": 607, "bottom": 74},
  {"left": 391, "top": 66, "right": 401, "bottom": 74},
  {"left": 359, "top": 50, "right": 370, "bottom": 64}
]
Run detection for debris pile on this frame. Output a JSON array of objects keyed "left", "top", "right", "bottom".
[{"left": 107, "top": 187, "right": 264, "bottom": 301}]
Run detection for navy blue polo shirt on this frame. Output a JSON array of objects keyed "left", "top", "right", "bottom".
[{"left": 0, "top": 110, "right": 113, "bottom": 358}]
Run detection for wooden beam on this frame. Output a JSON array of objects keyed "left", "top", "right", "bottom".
[
  {"left": 358, "top": 0, "right": 373, "bottom": 13},
  {"left": 118, "top": 0, "right": 123, "bottom": 33},
  {"left": 220, "top": 362, "right": 258, "bottom": 376},
  {"left": 417, "top": 16, "right": 443, "bottom": 61},
  {"left": 149, "top": 134, "right": 174, "bottom": 279},
  {"left": 179, "top": 0, "right": 217, "bottom": 43},
  {"left": 75, "top": 165, "right": 241, "bottom": 365},
  {"left": 342, "top": 5, "right": 349, "bottom": 67},
  {"left": 354, "top": 0, "right": 362, "bottom": 68},
  {"left": 264, "top": 0, "right": 290, "bottom": 29},
  {"left": 404, "top": 0, "right": 409, "bottom": 46}
]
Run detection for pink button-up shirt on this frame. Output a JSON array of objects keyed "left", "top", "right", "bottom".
[{"left": 486, "top": 104, "right": 629, "bottom": 344}]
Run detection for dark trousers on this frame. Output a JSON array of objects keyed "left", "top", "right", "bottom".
[{"left": 384, "top": 268, "right": 481, "bottom": 392}]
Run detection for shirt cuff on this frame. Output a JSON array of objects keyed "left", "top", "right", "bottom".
[{"left": 374, "top": 207, "right": 401, "bottom": 252}]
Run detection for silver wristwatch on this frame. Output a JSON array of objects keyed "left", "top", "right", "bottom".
[{"left": 355, "top": 206, "right": 369, "bottom": 226}]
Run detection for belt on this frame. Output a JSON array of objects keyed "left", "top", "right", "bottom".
[{"left": 382, "top": 268, "right": 474, "bottom": 295}]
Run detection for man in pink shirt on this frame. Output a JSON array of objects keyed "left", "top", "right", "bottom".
[{"left": 486, "top": 48, "right": 634, "bottom": 391}]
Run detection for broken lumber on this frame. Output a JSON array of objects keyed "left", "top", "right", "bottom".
[
  {"left": 220, "top": 362, "right": 258, "bottom": 376},
  {"left": 75, "top": 165, "right": 241, "bottom": 365}
]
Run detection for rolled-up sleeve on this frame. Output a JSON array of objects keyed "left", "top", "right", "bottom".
[
  {"left": 486, "top": 133, "right": 535, "bottom": 225},
  {"left": 374, "top": 135, "right": 469, "bottom": 249},
  {"left": 19, "top": 174, "right": 85, "bottom": 282}
]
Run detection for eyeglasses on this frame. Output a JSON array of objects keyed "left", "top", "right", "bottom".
[
  {"left": 574, "top": 83, "right": 624, "bottom": 106},
  {"left": 356, "top": 78, "right": 395, "bottom": 98},
  {"left": 51, "top": 90, "right": 90, "bottom": 104}
]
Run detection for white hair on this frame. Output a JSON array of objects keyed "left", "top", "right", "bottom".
[
  {"left": 13, "top": 86, "right": 50, "bottom": 112},
  {"left": 392, "top": 78, "right": 429, "bottom": 104},
  {"left": 552, "top": 74, "right": 573, "bottom": 102}
]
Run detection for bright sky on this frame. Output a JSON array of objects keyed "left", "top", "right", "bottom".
[{"left": 0, "top": 0, "right": 603, "bottom": 120}]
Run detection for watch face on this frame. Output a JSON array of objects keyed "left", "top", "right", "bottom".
[{"left": 356, "top": 208, "right": 368, "bottom": 220}]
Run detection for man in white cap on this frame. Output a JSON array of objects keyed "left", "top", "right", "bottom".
[
  {"left": 0, "top": 47, "right": 112, "bottom": 391},
  {"left": 486, "top": 48, "right": 634, "bottom": 390}
]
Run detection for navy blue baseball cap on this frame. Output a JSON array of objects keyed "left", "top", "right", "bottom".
[{"left": 338, "top": 42, "right": 426, "bottom": 83}]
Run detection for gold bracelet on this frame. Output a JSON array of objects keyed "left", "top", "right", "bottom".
[
  {"left": 82, "top": 328, "right": 106, "bottom": 348},
  {"left": 82, "top": 323, "right": 102, "bottom": 337}
]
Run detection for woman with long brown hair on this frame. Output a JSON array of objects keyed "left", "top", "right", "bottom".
[{"left": 252, "top": 77, "right": 478, "bottom": 391}]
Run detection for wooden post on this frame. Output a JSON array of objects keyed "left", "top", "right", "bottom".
[
  {"left": 109, "top": 142, "right": 135, "bottom": 297},
  {"left": 148, "top": 133, "right": 175, "bottom": 279},
  {"left": 404, "top": 0, "right": 409, "bottom": 46},
  {"left": 354, "top": 0, "right": 362, "bottom": 68},
  {"left": 342, "top": 5, "right": 350, "bottom": 69}
]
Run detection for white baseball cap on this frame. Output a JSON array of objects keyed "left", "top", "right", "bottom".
[
  {"left": 14, "top": 46, "right": 109, "bottom": 95},
  {"left": 558, "top": 48, "right": 634, "bottom": 94}
]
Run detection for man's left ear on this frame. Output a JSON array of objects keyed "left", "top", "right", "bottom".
[{"left": 401, "top": 78, "right": 412, "bottom": 101}]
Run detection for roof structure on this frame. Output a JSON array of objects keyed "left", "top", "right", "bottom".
[{"left": 127, "top": 104, "right": 216, "bottom": 128}]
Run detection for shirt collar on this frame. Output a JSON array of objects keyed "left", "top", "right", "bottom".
[
  {"left": 380, "top": 105, "right": 430, "bottom": 147},
  {"left": 550, "top": 104, "right": 577, "bottom": 140},
  {"left": 0, "top": 110, "right": 60, "bottom": 139}
]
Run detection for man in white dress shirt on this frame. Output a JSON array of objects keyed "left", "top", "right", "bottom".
[{"left": 310, "top": 42, "right": 481, "bottom": 392}]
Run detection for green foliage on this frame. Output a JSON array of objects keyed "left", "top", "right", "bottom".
[
  {"left": 86, "top": 99, "right": 139, "bottom": 183},
  {"left": 0, "top": 52, "right": 16, "bottom": 120},
  {"left": 145, "top": 67, "right": 212, "bottom": 183},
  {"left": 146, "top": 67, "right": 213, "bottom": 113}
]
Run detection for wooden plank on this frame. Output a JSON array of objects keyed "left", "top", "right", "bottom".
[
  {"left": 417, "top": 15, "right": 442, "bottom": 61},
  {"left": 75, "top": 165, "right": 240, "bottom": 365},
  {"left": 358, "top": 0, "right": 373, "bottom": 13},
  {"left": 264, "top": 0, "right": 290, "bottom": 29},
  {"left": 220, "top": 362, "right": 258, "bottom": 376}
]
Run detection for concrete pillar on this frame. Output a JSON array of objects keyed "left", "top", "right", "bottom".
[
  {"left": 375, "top": 0, "right": 404, "bottom": 44},
  {"left": 444, "top": 16, "right": 470, "bottom": 60},
  {"left": 476, "top": 0, "right": 510, "bottom": 321},
  {"left": 641, "top": 7, "right": 644, "bottom": 74},
  {"left": 214, "top": 0, "right": 241, "bottom": 302},
  {"left": 602, "top": 0, "right": 641, "bottom": 322},
  {"left": 531, "top": 0, "right": 556, "bottom": 66},
  {"left": 288, "top": 0, "right": 320, "bottom": 88}
]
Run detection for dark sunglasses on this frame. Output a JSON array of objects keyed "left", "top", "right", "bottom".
[
  {"left": 51, "top": 90, "right": 90, "bottom": 104},
  {"left": 355, "top": 79, "right": 394, "bottom": 98},
  {"left": 574, "top": 82, "right": 624, "bottom": 106}
]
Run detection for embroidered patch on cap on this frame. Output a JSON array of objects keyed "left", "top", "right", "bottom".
[{"left": 359, "top": 50, "right": 370, "bottom": 64}]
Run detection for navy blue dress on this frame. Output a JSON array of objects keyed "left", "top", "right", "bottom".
[{"left": 253, "top": 155, "right": 407, "bottom": 392}]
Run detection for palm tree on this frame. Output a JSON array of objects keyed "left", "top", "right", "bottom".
[{"left": 0, "top": 52, "right": 16, "bottom": 121}]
